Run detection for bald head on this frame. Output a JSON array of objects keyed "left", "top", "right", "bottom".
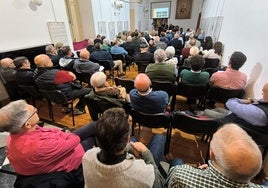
[
  {"left": 0, "top": 58, "right": 15, "bottom": 68},
  {"left": 34, "top": 54, "right": 53, "bottom": 67},
  {"left": 79, "top": 49, "right": 90, "bottom": 60},
  {"left": 126, "top": 36, "right": 132, "bottom": 42},
  {"left": 210, "top": 123, "right": 262, "bottom": 182},
  {"left": 134, "top": 73, "right": 151, "bottom": 92}
]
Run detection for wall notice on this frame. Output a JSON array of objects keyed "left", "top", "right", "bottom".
[{"left": 47, "top": 22, "right": 69, "bottom": 45}]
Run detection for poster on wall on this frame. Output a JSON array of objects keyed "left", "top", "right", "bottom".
[
  {"left": 98, "top": 21, "right": 107, "bottom": 36},
  {"left": 175, "top": 0, "right": 193, "bottom": 19},
  {"left": 47, "top": 22, "right": 69, "bottom": 45},
  {"left": 108, "top": 22, "right": 116, "bottom": 40},
  {"left": 201, "top": 16, "right": 223, "bottom": 42},
  {"left": 124, "top": 21, "right": 129, "bottom": 31},
  {"left": 117, "top": 21, "right": 122, "bottom": 34}
]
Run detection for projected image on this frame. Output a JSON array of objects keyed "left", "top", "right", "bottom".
[
  {"left": 152, "top": 7, "right": 169, "bottom": 18},
  {"left": 151, "top": 1, "right": 171, "bottom": 19}
]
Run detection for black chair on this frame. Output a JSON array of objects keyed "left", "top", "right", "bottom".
[
  {"left": 86, "top": 93, "right": 131, "bottom": 121},
  {"left": 39, "top": 89, "right": 75, "bottom": 126},
  {"left": 151, "top": 80, "right": 177, "bottom": 111},
  {"left": 111, "top": 54, "right": 127, "bottom": 71},
  {"left": 91, "top": 59, "right": 117, "bottom": 83},
  {"left": 130, "top": 109, "right": 171, "bottom": 154},
  {"left": 170, "top": 111, "right": 220, "bottom": 162},
  {"left": 115, "top": 77, "right": 134, "bottom": 93},
  {"left": 136, "top": 62, "right": 150, "bottom": 73},
  {"left": 207, "top": 86, "right": 245, "bottom": 104},
  {"left": 202, "top": 68, "right": 218, "bottom": 78},
  {"left": 17, "top": 85, "right": 41, "bottom": 107},
  {"left": 174, "top": 83, "right": 209, "bottom": 110},
  {"left": 204, "top": 58, "right": 220, "bottom": 69},
  {"left": 75, "top": 72, "right": 91, "bottom": 85}
]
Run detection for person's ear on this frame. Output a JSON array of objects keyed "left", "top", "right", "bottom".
[{"left": 210, "top": 148, "right": 215, "bottom": 161}]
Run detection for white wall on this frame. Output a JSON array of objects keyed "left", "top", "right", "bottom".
[
  {"left": 148, "top": 0, "right": 203, "bottom": 32},
  {"left": 90, "top": 0, "right": 130, "bottom": 40},
  {"left": 0, "top": 0, "right": 73, "bottom": 52},
  {"left": 202, "top": 0, "right": 268, "bottom": 99}
]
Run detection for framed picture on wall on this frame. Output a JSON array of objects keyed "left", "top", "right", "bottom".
[{"left": 175, "top": 0, "right": 193, "bottom": 19}]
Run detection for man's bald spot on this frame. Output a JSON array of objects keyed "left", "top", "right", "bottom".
[
  {"left": 0, "top": 58, "right": 15, "bottom": 68},
  {"left": 34, "top": 54, "right": 52, "bottom": 67},
  {"left": 134, "top": 73, "right": 151, "bottom": 92},
  {"left": 80, "top": 49, "right": 90, "bottom": 59}
]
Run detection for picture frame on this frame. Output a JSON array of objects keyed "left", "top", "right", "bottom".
[{"left": 175, "top": 0, "right": 193, "bottom": 19}]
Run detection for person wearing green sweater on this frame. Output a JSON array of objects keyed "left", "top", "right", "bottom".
[{"left": 180, "top": 55, "right": 209, "bottom": 86}]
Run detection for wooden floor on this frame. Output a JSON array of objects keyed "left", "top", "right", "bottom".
[{"left": 28, "top": 64, "right": 208, "bottom": 166}]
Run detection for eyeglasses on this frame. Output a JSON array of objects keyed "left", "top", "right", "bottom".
[{"left": 22, "top": 108, "right": 38, "bottom": 127}]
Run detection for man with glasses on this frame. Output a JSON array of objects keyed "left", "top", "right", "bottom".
[{"left": 0, "top": 100, "right": 96, "bottom": 186}]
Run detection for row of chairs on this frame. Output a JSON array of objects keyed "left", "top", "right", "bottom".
[
  {"left": 17, "top": 85, "right": 76, "bottom": 127},
  {"left": 114, "top": 77, "right": 245, "bottom": 111}
]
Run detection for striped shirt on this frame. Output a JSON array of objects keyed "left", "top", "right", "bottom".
[{"left": 166, "top": 160, "right": 263, "bottom": 188}]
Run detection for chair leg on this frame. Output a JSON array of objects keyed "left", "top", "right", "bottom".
[
  {"left": 47, "top": 100, "right": 54, "bottom": 121},
  {"left": 70, "top": 102, "right": 75, "bottom": 127}
]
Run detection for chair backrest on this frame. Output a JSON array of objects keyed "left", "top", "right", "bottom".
[
  {"left": 39, "top": 89, "right": 70, "bottom": 105},
  {"left": 204, "top": 58, "right": 220, "bottom": 69},
  {"left": 114, "top": 77, "right": 134, "bottom": 93},
  {"left": 86, "top": 94, "right": 130, "bottom": 121},
  {"left": 111, "top": 54, "right": 125, "bottom": 63},
  {"left": 91, "top": 59, "right": 112, "bottom": 71},
  {"left": 130, "top": 109, "right": 171, "bottom": 129},
  {"left": 175, "top": 83, "right": 208, "bottom": 99},
  {"left": 136, "top": 62, "right": 150, "bottom": 73},
  {"left": 207, "top": 87, "right": 245, "bottom": 103},
  {"left": 171, "top": 111, "right": 220, "bottom": 135},
  {"left": 202, "top": 68, "right": 218, "bottom": 78},
  {"left": 18, "top": 85, "right": 41, "bottom": 98},
  {"left": 151, "top": 80, "right": 176, "bottom": 97}
]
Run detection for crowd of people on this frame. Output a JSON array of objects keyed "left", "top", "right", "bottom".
[{"left": 0, "top": 26, "right": 268, "bottom": 187}]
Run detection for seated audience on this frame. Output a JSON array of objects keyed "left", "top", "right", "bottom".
[
  {"left": 168, "top": 33, "right": 183, "bottom": 51},
  {"left": 203, "top": 41, "right": 223, "bottom": 67},
  {"left": 134, "top": 42, "right": 154, "bottom": 65},
  {"left": 122, "top": 36, "right": 136, "bottom": 55},
  {"left": 184, "top": 32, "right": 201, "bottom": 48},
  {"left": 59, "top": 46, "right": 76, "bottom": 71},
  {"left": 110, "top": 39, "right": 128, "bottom": 56},
  {"left": 181, "top": 38, "right": 196, "bottom": 59},
  {"left": 165, "top": 46, "right": 178, "bottom": 66},
  {"left": 34, "top": 54, "right": 91, "bottom": 115},
  {"left": 73, "top": 49, "right": 101, "bottom": 76},
  {"left": 180, "top": 55, "right": 209, "bottom": 86},
  {"left": 130, "top": 73, "right": 169, "bottom": 114},
  {"left": 55, "top": 42, "right": 64, "bottom": 57},
  {"left": 201, "top": 82, "right": 268, "bottom": 133},
  {"left": 102, "top": 38, "right": 111, "bottom": 52},
  {"left": 210, "top": 51, "right": 247, "bottom": 89},
  {"left": 166, "top": 123, "right": 262, "bottom": 188},
  {"left": 91, "top": 43, "right": 124, "bottom": 76},
  {"left": 0, "top": 58, "right": 20, "bottom": 100},
  {"left": 94, "top": 34, "right": 102, "bottom": 44},
  {"left": 88, "top": 71, "right": 129, "bottom": 102},
  {"left": 45, "top": 44, "right": 60, "bottom": 67},
  {"left": 82, "top": 108, "right": 165, "bottom": 188},
  {"left": 0, "top": 100, "right": 96, "bottom": 186},
  {"left": 146, "top": 49, "right": 178, "bottom": 83},
  {"left": 13, "top": 56, "right": 35, "bottom": 86},
  {"left": 154, "top": 36, "right": 167, "bottom": 50},
  {"left": 148, "top": 39, "right": 157, "bottom": 54},
  {"left": 182, "top": 46, "right": 200, "bottom": 68},
  {"left": 86, "top": 39, "right": 96, "bottom": 54},
  {"left": 201, "top": 36, "right": 213, "bottom": 51},
  {"left": 160, "top": 31, "right": 169, "bottom": 45}
]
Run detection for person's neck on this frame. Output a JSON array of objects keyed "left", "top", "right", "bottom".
[{"left": 97, "top": 150, "right": 126, "bottom": 165}]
